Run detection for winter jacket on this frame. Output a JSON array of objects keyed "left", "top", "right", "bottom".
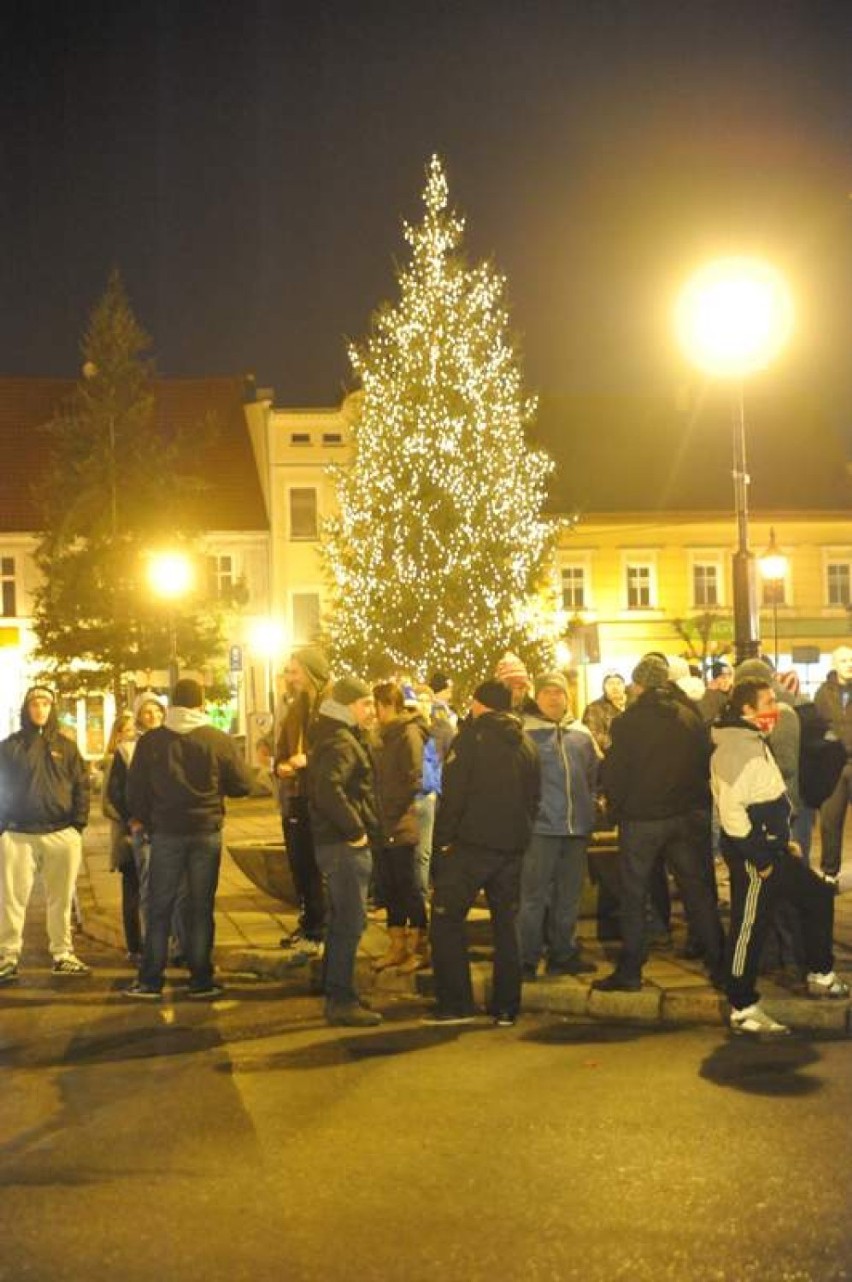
[
  {"left": 582, "top": 696, "right": 623, "bottom": 756},
  {"left": 523, "top": 710, "right": 598, "bottom": 836},
  {"left": 710, "top": 716, "right": 792, "bottom": 870},
  {"left": 373, "top": 711, "right": 427, "bottom": 846},
  {"left": 127, "top": 707, "right": 253, "bottom": 836},
  {"left": 306, "top": 702, "right": 382, "bottom": 848},
  {"left": 602, "top": 687, "right": 711, "bottom": 821},
  {"left": 0, "top": 697, "right": 90, "bottom": 834},
  {"left": 273, "top": 687, "right": 326, "bottom": 801},
  {"left": 434, "top": 711, "right": 540, "bottom": 854},
  {"left": 814, "top": 673, "right": 852, "bottom": 757}
]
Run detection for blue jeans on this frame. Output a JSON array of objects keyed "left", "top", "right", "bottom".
[
  {"left": 415, "top": 793, "right": 437, "bottom": 897},
  {"left": 517, "top": 833, "right": 589, "bottom": 967},
  {"left": 315, "top": 841, "right": 372, "bottom": 1007},
  {"left": 139, "top": 831, "right": 222, "bottom": 991}
]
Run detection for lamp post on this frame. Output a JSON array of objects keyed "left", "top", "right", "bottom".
[
  {"left": 147, "top": 551, "right": 194, "bottom": 691},
  {"left": 758, "top": 527, "right": 788, "bottom": 669},
  {"left": 248, "top": 617, "right": 288, "bottom": 714},
  {"left": 675, "top": 257, "right": 794, "bottom": 665}
]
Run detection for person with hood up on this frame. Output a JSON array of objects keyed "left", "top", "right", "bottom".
[
  {"left": 371, "top": 680, "right": 429, "bottom": 973},
  {"left": 424, "top": 680, "right": 540, "bottom": 1027},
  {"left": 815, "top": 644, "right": 852, "bottom": 879},
  {"left": 0, "top": 684, "right": 91, "bottom": 983},
  {"left": 306, "top": 676, "right": 383, "bottom": 1027},
  {"left": 711, "top": 677, "right": 848, "bottom": 1036},
  {"left": 124, "top": 678, "right": 254, "bottom": 999},
  {"left": 273, "top": 644, "right": 331, "bottom": 954}
]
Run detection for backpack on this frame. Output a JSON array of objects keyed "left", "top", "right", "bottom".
[{"left": 795, "top": 703, "right": 847, "bottom": 809}]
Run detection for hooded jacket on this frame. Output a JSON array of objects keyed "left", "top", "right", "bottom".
[
  {"left": 373, "top": 710, "right": 428, "bottom": 846},
  {"left": 126, "top": 705, "right": 253, "bottom": 835},
  {"left": 814, "top": 672, "right": 852, "bottom": 757},
  {"left": 306, "top": 700, "right": 382, "bottom": 848},
  {"left": 602, "top": 686, "right": 710, "bottom": 821},
  {"left": 434, "top": 711, "right": 540, "bottom": 853},
  {"left": 523, "top": 710, "right": 598, "bottom": 836},
  {"left": 0, "top": 691, "right": 90, "bottom": 834},
  {"left": 710, "top": 714, "right": 791, "bottom": 870}
]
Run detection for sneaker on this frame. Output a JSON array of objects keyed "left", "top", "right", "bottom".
[
  {"left": 124, "top": 981, "right": 162, "bottom": 1000},
  {"left": 325, "top": 1003, "right": 382, "bottom": 1027},
  {"left": 52, "top": 954, "right": 91, "bottom": 976},
  {"left": 591, "top": 971, "right": 641, "bottom": 993},
  {"left": 419, "top": 1008, "right": 477, "bottom": 1026},
  {"left": 492, "top": 1011, "right": 517, "bottom": 1027},
  {"left": 806, "top": 971, "right": 851, "bottom": 1000},
  {"left": 729, "top": 1003, "right": 790, "bottom": 1036},
  {"left": 0, "top": 957, "right": 19, "bottom": 985},
  {"left": 186, "top": 983, "right": 226, "bottom": 1000}
]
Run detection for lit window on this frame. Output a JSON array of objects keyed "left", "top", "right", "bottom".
[
  {"left": 289, "top": 488, "right": 318, "bottom": 540},
  {"left": 561, "top": 565, "right": 586, "bottom": 610},
  {"left": 626, "top": 563, "right": 653, "bottom": 609},
  {"left": 207, "top": 555, "right": 234, "bottom": 599},
  {"left": 0, "top": 557, "right": 16, "bottom": 617},
  {"left": 693, "top": 563, "right": 719, "bottom": 608},
  {"left": 827, "top": 562, "right": 851, "bottom": 608}
]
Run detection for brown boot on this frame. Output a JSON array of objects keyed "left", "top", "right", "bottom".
[
  {"left": 372, "top": 926, "right": 409, "bottom": 972},
  {"left": 397, "top": 929, "right": 430, "bottom": 974}
]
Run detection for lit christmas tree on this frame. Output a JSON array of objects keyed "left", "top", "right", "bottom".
[{"left": 323, "top": 155, "right": 556, "bottom": 695}]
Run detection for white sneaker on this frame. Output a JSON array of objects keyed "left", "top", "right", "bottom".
[
  {"left": 806, "top": 971, "right": 850, "bottom": 1000},
  {"left": 52, "top": 954, "right": 91, "bottom": 976},
  {"left": 729, "top": 1003, "right": 790, "bottom": 1036}
]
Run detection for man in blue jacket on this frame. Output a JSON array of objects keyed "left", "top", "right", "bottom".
[{"left": 518, "top": 672, "right": 598, "bottom": 979}]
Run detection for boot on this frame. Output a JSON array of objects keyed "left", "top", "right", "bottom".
[
  {"left": 397, "top": 929, "right": 430, "bottom": 974},
  {"left": 372, "top": 926, "right": 409, "bottom": 972}
]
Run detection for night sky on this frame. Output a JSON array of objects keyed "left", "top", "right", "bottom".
[{"left": 2, "top": 0, "right": 852, "bottom": 435}]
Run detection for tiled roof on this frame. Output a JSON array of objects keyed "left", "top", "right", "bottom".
[
  {"left": 0, "top": 376, "right": 268, "bottom": 534},
  {"left": 535, "top": 389, "right": 852, "bottom": 517}
]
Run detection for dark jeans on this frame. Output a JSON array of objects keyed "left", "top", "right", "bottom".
[
  {"left": 314, "top": 841, "right": 372, "bottom": 1007},
  {"left": 120, "top": 859, "right": 143, "bottom": 956},
  {"left": 376, "top": 844, "right": 428, "bottom": 929},
  {"left": 139, "top": 831, "right": 222, "bottom": 991},
  {"left": 819, "top": 762, "right": 852, "bottom": 877},
  {"left": 617, "top": 811, "right": 724, "bottom": 980},
  {"left": 724, "top": 845, "right": 835, "bottom": 1010},
  {"left": 282, "top": 797, "right": 326, "bottom": 939},
  {"left": 430, "top": 842, "right": 523, "bottom": 1017}
]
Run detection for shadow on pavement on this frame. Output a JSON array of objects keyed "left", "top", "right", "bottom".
[
  {"left": 521, "top": 1020, "right": 663, "bottom": 1047},
  {"left": 699, "top": 1037, "right": 825, "bottom": 1096}
]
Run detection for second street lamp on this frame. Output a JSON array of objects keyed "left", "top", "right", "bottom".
[
  {"left": 758, "top": 527, "right": 788, "bottom": 670},
  {"left": 147, "top": 551, "right": 194, "bottom": 691}
]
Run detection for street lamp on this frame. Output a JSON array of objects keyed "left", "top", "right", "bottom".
[
  {"left": 675, "top": 256, "right": 794, "bottom": 665},
  {"left": 147, "top": 551, "right": 194, "bottom": 690},
  {"left": 758, "top": 527, "right": 788, "bottom": 669},
  {"left": 248, "top": 617, "right": 288, "bottom": 713}
]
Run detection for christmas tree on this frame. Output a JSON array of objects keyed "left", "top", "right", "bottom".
[{"left": 323, "top": 156, "right": 555, "bottom": 695}]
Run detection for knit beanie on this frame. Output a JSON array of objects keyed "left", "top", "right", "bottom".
[
  {"left": 473, "top": 680, "right": 512, "bottom": 712},
  {"left": 293, "top": 645, "right": 331, "bottom": 690},
  {"left": 734, "top": 658, "right": 775, "bottom": 684},
  {"left": 133, "top": 690, "right": 166, "bottom": 720},
  {"left": 332, "top": 675, "right": 372, "bottom": 705},
  {"left": 534, "top": 672, "right": 569, "bottom": 697},
  {"left": 494, "top": 651, "right": 530, "bottom": 689},
  {"left": 631, "top": 655, "right": 670, "bottom": 690}
]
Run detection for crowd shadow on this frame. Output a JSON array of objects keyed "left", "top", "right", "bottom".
[{"left": 699, "top": 1035, "right": 827, "bottom": 1097}]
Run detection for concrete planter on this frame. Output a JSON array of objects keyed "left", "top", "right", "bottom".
[{"left": 227, "top": 841, "right": 297, "bottom": 906}]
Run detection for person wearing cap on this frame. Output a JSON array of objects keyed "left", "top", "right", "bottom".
[
  {"left": 0, "top": 685, "right": 91, "bottom": 983},
  {"left": 273, "top": 645, "right": 332, "bottom": 953},
  {"left": 518, "top": 673, "right": 599, "bottom": 979},
  {"left": 592, "top": 654, "right": 725, "bottom": 994},
  {"left": 125, "top": 678, "right": 254, "bottom": 999},
  {"left": 423, "top": 679, "right": 540, "bottom": 1026},
  {"left": 698, "top": 660, "right": 734, "bottom": 726},
  {"left": 495, "top": 651, "right": 536, "bottom": 714},
  {"left": 306, "top": 675, "right": 383, "bottom": 1027}
]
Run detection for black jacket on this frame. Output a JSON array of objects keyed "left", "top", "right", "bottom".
[
  {"left": 0, "top": 700, "right": 89, "bottom": 834},
  {"left": 373, "top": 712, "right": 428, "bottom": 846},
  {"left": 127, "top": 722, "right": 253, "bottom": 835},
  {"left": 306, "top": 711, "right": 382, "bottom": 848},
  {"left": 434, "top": 711, "right": 540, "bottom": 854},
  {"left": 602, "top": 686, "right": 711, "bottom": 821},
  {"left": 814, "top": 673, "right": 852, "bottom": 757}
]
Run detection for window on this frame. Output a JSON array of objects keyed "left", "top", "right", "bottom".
[
  {"left": 289, "top": 487, "right": 318, "bottom": 540},
  {"left": 322, "top": 431, "right": 344, "bottom": 446},
  {"left": 626, "top": 562, "right": 653, "bottom": 609},
  {"left": 692, "top": 562, "right": 719, "bottom": 608},
  {"left": 290, "top": 432, "right": 311, "bottom": 445},
  {"left": 561, "top": 565, "right": 586, "bottom": 610},
  {"left": 292, "top": 592, "right": 321, "bottom": 644},
  {"left": 0, "top": 557, "right": 16, "bottom": 617},
  {"left": 827, "top": 561, "right": 852, "bottom": 608},
  {"left": 207, "top": 554, "right": 234, "bottom": 599}
]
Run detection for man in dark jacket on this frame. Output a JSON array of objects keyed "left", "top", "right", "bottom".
[
  {"left": 593, "top": 655, "right": 725, "bottom": 993},
  {"left": 815, "top": 644, "right": 852, "bottom": 877},
  {"left": 125, "top": 678, "right": 254, "bottom": 999},
  {"left": 425, "top": 680, "right": 540, "bottom": 1026},
  {"left": 306, "top": 676, "right": 383, "bottom": 1027},
  {"left": 0, "top": 685, "right": 91, "bottom": 982}
]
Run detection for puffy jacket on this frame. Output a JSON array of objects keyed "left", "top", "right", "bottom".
[
  {"left": 710, "top": 716, "right": 791, "bottom": 870},
  {"left": 523, "top": 711, "right": 598, "bottom": 836},
  {"left": 374, "top": 711, "right": 427, "bottom": 846},
  {"left": 306, "top": 704, "right": 382, "bottom": 848},
  {"left": 434, "top": 711, "right": 540, "bottom": 854},
  {"left": 0, "top": 697, "right": 89, "bottom": 834},
  {"left": 602, "top": 687, "right": 710, "bottom": 821}
]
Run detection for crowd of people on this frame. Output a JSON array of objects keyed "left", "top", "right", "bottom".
[{"left": 1, "top": 641, "right": 850, "bottom": 1041}]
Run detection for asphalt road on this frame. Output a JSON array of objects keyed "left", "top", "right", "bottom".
[{"left": 2, "top": 924, "right": 852, "bottom": 1282}]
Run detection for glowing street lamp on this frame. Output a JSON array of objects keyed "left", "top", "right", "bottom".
[
  {"left": 758, "top": 527, "right": 788, "bottom": 669},
  {"left": 147, "top": 551, "right": 195, "bottom": 689},
  {"left": 248, "top": 617, "right": 288, "bottom": 713},
  {"left": 675, "top": 256, "right": 794, "bottom": 664}
]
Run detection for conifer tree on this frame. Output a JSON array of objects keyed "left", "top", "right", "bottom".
[
  {"left": 323, "top": 156, "right": 555, "bottom": 694},
  {"left": 32, "top": 271, "right": 223, "bottom": 700}
]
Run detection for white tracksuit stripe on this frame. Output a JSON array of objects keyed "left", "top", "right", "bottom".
[{"left": 732, "top": 862, "right": 763, "bottom": 977}]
